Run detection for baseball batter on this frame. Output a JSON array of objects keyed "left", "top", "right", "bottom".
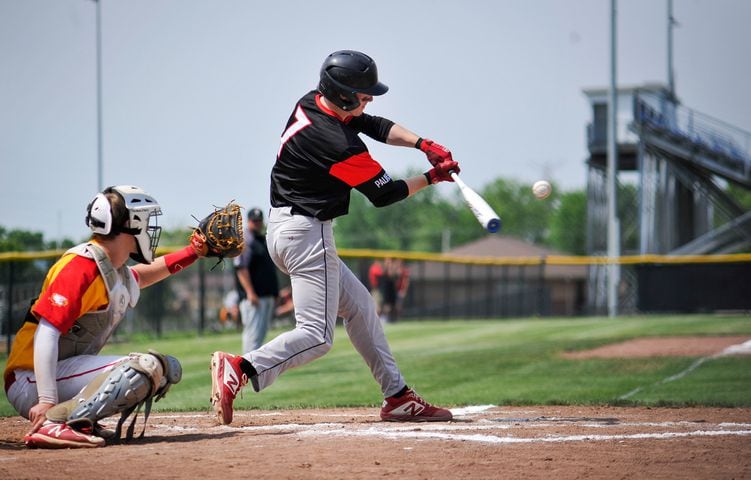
[
  {"left": 4, "top": 185, "right": 207, "bottom": 448},
  {"left": 211, "top": 50, "right": 459, "bottom": 424}
]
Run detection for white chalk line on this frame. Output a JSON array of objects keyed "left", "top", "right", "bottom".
[
  {"left": 145, "top": 419, "right": 751, "bottom": 435},
  {"left": 619, "top": 339, "right": 751, "bottom": 400},
  {"left": 139, "top": 409, "right": 751, "bottom": 447},
  {"left": 144, "top": 405, "right": 496, "bottom": 422},
  {"left": 143, "top": 411, "right": 751, "bottom": 432},
  {"left": 297, "top": 427, "right": 751, "bottom": 444},
  {"left": 127, "top": 405, "right": 751, "bottom": 446}
]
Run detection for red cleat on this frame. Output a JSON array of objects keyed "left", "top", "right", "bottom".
[
  {"left": 210, "top": 351, "right": 248, "bottom": 425},
  {"left": 380, "top": 388, "right": 452, "bottom": 422},
  {"left": 24, "top": 422, "right": 105, "bottom": 449}
]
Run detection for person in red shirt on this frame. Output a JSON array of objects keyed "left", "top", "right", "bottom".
[
  {"left": 381, "top": 258, "right": 410, "bottom": 323},
  {"left": 368, "top": 260, "right": 385, "bottom": 316},
  {"left": 4, "top": 185, "right": 208, "bottom": 448}
]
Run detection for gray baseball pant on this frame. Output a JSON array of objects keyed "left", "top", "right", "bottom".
[{"left": 245, "top": 206, "right": 405, "bottom": 397}]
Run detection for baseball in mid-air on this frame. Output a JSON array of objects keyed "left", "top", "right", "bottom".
[{"left": 532, "top": 180, "right": 552, "bottom": 200}]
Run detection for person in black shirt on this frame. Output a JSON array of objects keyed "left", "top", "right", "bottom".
[{"left": 211, "top": 50, "right": 458, "bottom": 425}]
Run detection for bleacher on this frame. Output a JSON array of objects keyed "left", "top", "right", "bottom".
[
  {"left": 633, "top": 91, "right": 751, "bottom": 188},
  {"left": 629, "top": 90, "right": 751, "bottom": 255}
]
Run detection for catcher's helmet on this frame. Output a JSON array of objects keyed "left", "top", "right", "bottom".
[
  {"left": 318, "top": 50, "right": 388, "bottom": 111},
  {"left": 86, "top": 185, "right": 162, "bottom": 264}
]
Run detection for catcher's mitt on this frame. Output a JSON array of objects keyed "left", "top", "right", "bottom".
[{"left": 192, "top": 202, "right": 245, "bottom": 261}]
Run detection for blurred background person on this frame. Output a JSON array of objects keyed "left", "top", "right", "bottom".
[
  {"left": 218, "top": 290, "right": 240, "bottom": 331},
  {"left": 274, "top": 285, "right": 295, "bottom": 324},
  {"left": 368, "top": 259, "right": 384, "bottom": 317},
  {"left": 379, "top": 258, "right": 409, "bottom": 323},
  {"left": 394, "top": 259, "right": 410, "bottom": 322}
]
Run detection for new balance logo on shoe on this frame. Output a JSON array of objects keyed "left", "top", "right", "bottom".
[
  {"left": 380, "top": 388, "right": 453, "bottom": 423},
  {"left": 223, "top": 358, "right": 241, "bottom": 396},
  {"left": 45, "top": 423, "right": 69, "bottom": 438},
  {"left": 211, "top": 351, "right": 248, "bottom": 425},
  {"left": 388, "top": 401, "right": 426, "bottom": 417}
]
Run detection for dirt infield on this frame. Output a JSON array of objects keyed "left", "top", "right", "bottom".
[
  {"left": 2, "top": 336, "right": 750, "bottom": 479},
  {"left": 1, "top": 405, "right": 750, "bottom": 479},
  {"left": 562, "top": 335, "right": 751, "bottom": 359}
]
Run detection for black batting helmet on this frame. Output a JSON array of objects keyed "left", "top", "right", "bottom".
[{"left": 318, "top": 50, "right": 388, "bottom": 111}]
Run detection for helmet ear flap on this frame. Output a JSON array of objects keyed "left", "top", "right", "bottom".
[{"left": 86, "top": 193, "right": 113, "bottom": 235}]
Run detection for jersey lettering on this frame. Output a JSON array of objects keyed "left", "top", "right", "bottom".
[
  {"left": 374, "top": 173, "right": 392, "bottom": 188},
  {"left": 278, "top": 105, "right": 312, "bottom": 158}
]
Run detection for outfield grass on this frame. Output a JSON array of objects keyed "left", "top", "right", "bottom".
[{"left": 1, "top": 314, "right": 750, "bottom": 417}]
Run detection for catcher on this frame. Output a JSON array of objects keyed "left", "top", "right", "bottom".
[{"left": 3, "top": 186, "right": 243, "bottom": 448}]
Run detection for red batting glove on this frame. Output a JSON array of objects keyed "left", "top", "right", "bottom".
[
  {"left": 416, "top": 138, "right": 453, "bottom": 167},
  {"left": 425, "top": 159, "right": 460, "bottom": 184}
]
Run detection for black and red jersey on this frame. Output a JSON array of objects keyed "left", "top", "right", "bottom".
[{"left": 270, "top": 91, "right": 408, "bottom": 220}]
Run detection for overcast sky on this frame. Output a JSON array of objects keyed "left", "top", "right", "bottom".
[{"left": 2, "top": 0, "right": 750, "bottom": 242}]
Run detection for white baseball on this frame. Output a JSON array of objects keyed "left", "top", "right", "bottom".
[{"left": 532, "top": 180, "right": 552, "bottom": 199}]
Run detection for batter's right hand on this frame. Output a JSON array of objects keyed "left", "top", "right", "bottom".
[
  {"left": 417, "top": 138, "right": 453, "bottom": 167},
  {"left": 426, "top": 159, "right": 460, "bottom": 184}
]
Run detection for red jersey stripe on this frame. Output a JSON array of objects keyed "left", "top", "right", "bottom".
[{"left": 329, "top": 152, "right": 382, "bottom": 187}]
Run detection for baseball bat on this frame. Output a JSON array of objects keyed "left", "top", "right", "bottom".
[{"left": 450, "top": 172, "right": 502, "bottom": 233}]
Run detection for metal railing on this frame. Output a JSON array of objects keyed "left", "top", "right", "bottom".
[{"left": 633, "top": 90, "right": 751, "bottom": 181}]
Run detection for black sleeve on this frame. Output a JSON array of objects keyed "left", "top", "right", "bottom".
[
  {"left": 355, "top": 171, "right": 409, "bottom": 207},
  {"left": 348, "top": 114, "right": 395, "bottom": 143}
]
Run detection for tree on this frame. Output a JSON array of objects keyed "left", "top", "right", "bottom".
[
  {"left": 0, "top": 227, "right": 45, "bottom": 252},
  {"left": 333, "top": 172, "right": 581, "bottom": 252},
  {"left": 727, "top": 183, "right": 751, "bottom": 211},
  {"left": 548, "top": 191, "right": 587, "bottom": 254},
  {"left": 0, "top": 227, "right": 54, "bottom": 283},
  {"left": 479, "top": 178, "right": 554, "bottom": 244},
  {"left": 334, "top": 168, "right": 463, "bottom": 251},
  {"left": 160, "top": 227, "right": 193, "bottom": 248}
]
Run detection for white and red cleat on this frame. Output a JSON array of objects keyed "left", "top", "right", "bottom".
[
  {"left": 24, "top": 422, "right": 105, "bottom": 449},
  {"left": 380, "top": 388, "right": 453, "bottom": 422},
  {"left": 210, "top": 351, "right": 248, "bottom": 425}
]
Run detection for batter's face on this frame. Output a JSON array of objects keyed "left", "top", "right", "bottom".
[{"left": 350, "top": 93, "right": 373, "bottom": 116}]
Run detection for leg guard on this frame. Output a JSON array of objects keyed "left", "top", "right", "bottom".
[{"left": 47, "top": 351, "right": 181, "bottom": 437}]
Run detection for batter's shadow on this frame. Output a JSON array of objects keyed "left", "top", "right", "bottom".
[{"left": 111, "top": 430, "right": 241, "bottom": 445}]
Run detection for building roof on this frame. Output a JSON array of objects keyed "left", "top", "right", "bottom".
[
  {"left": 448, "top": 236, "right": 587, "bottom": 280},
  {"left": 450, "top": 235, "right": 554, "bottom": 257}
]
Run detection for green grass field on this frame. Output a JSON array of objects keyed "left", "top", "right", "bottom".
[{"left": 2, "top": 314, "right": 750, "bottom": 417}]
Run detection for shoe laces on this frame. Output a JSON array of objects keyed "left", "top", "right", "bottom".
[{"left": 405, "top": 389, "right": 432, "bottom": 407}]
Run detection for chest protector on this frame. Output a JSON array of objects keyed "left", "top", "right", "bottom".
[{"left": 57, "top": 243, "right": 140, "bottom": 359}]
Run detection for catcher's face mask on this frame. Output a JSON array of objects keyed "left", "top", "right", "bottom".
[
  {"left": 86, "top": 185, "right": 163, "bottom": 264},
  {"left": 108, "top": 185, "right": 162, "bottom": 264}
]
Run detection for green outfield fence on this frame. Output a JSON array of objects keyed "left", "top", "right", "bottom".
[{"left": 2, "top": 248, "right": 750, "bottom": 354}]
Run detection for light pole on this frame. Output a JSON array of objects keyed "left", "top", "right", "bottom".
[
  {"left": 607, "top": 0, "right": 621, "bottom": 317},
  {"left": 94, "top": 0, "right": 103, "bottom": 191},
  {"left": 667, "top": 0, "right": 676, "bottom": 101}
]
